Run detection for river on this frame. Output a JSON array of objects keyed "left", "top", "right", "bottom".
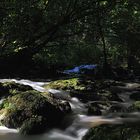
[{"left": 0, "top": 79, "right": 140, "bottom": 140}]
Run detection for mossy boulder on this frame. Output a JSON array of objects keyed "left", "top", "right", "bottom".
[
  {"left": 19, "top": 116, "right": 47, "bottom": 135},
  {"left": 0, "top": 81, "right": 33, "bottom": 98},
  {"left": 88, "top": 101, "right": 128, "bottom": 116},
  {"left": 70, "top": 83, "right": 122, "bottom": 102},
  {"left": 0, "top": 90, "right": 71, "bottom": 134},
  {"left": 44, "top": 79, "right": 123, "bottom": 102},
  {"left": 88, "top": 102, "right": 111, "bottom": 115},
  {"left": 97, "top": 90, "right": 122, "bottom": 102},
  {"left": 44, "top": 78, "right": 97, "bottom": 101},
  {"left": 83, "top": 124, "right": 140, "bottom": 140},
  {"left": 45, "top": 78, "right": 102, "bottom": 101},
  {"left": 44, "top": 78, "right": 86, "bottom": 91}
]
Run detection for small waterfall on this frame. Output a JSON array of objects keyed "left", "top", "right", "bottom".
[{"left": 70, "top": 98, "right": 87, "bottom": 114}]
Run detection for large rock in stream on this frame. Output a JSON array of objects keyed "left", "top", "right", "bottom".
[
  {"left": 82, "top": 123, "right": 140, "bottom": 140},
  {"left": 0, "top": 90, "right": 71, "bottom": 135},
  {"left": 44, "top": 78, "right": 122, "bottom": 102}
]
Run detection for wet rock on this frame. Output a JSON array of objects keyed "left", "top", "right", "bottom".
[
  {"left": 83, "top": 124, "right": 140, "bottom": 140},
  {"left": 44, "top": 78, "right": 98, "bottom": 102},
  {"left": 19, "top": 116, "right": 47, "bottom": 135},
  {"left": 94, "top": 80, "right": 125, "bottom": 90},
  {"left": 44, "top": 78, "right": 99, "bottom": 92},
  {"left": 0, "top": 90, "right": 71, "bottom": 134},
  {"left": 1, "top": 81, "right": 33, "bottom": 92},
  {"left": 87, "top": 101, "right": 127, "bottom": 116},
  {"left": 0, "top": 81, "right": 33, "bottom": 98},
  {"left": 88, "top": 102, "right": 110, "bottom": 115},
  {"left": 110, "top": 84, "right": 140, "bottom": 95},
  {"left": 58, "top": 101, "right": 71, "bottom": 113},
  {"left": 129, "top": 101, "right": 140, "bottom": 111},
  {"left": 70, "top": 82, "right": 122, "bottom": 102},
  {"left": 70, "top": 90, "right": 99, "bottom": 102},
  {"left": 44, "top": 78, "right": 85, "bottom": 91},
  {"left": 109, "top": 103, "right": 128, "bottom": 113},
  {"left": 47, "top": 89, "right": 71, "bottom": 101},
  {"left": 45, "top": 78, "right": 123, "bottom": 102},
  {"left": 97, "top": 90, "right": 122, "bottom": 102},
  {"left": 130, "top": 91, "right": 140, "bottom": 101}
]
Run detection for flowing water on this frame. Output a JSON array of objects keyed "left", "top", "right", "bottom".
[{"left": 0, "top": 79, "right": 140, "bottom": 140}]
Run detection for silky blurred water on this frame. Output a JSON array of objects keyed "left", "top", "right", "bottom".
[{"left": 0, "top": 79, "right": 140, "bottom": 140}]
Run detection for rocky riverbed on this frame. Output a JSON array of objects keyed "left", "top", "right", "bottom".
[{"left": 0, "top": 77, "right": 140, "bottom": 140}]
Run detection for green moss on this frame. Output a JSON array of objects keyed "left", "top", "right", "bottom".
[
  {"left": 44, "top": 78, "right": 124, "bottom": 102},
  {"left": 19, "top": 116, "right": 47, "bottom": 135},
  {"left": 129, "top": 101, "right": 140, "bottom": 111},
  {"left": 2, "top": 82, "right": 32, "bottom": 90},
  {"left": 3, "top": 82, "right": 33, "bottom": 94},
  {"left": 97, "top": 90, "right": 121, "bottom": 102},
  {"left": 0, "top": 82, "right": 33, "bottom": 98},
  {"left": 83, "top": 124, "right": 140, "bottom": 140},
  {"left": 134, "top": 101, "right": 140, "bottom": 108},
  {"left": 1, "top": 90, "right": 71, "bottom": 134},
  {"left": 0, "top": 100, "right": 12, "bottom": 109},
  {"left": 44, "top": 78, "right": 86, "bottom": 91}
]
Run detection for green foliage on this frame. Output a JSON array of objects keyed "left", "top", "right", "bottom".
[{"left": 0, "top": 0, "right": 139, "bottom": 75}]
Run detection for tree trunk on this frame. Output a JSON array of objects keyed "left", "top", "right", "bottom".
[{"left": 96, "top": 2, "right": 108, "bottom": 71}]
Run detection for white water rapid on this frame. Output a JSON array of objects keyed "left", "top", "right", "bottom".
[{"left": 0, "top": 79, "right": 140, "bottom": 140}]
